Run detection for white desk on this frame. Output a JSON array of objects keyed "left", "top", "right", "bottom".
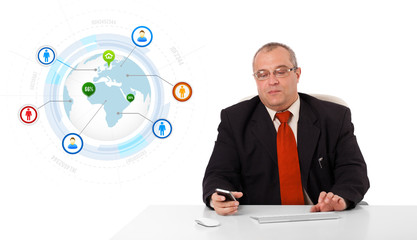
[{"left": 111, "top": 205, "right": 417, "bottom": 240}]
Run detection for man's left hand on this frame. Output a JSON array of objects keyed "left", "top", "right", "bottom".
[{"left": 310, "top": 191, "right": 347, "bottom": 212}]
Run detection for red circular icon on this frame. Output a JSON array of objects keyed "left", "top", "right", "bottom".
[
  {"left": 173, "top": 82, "right": 192, "bottom": 102},
  {"left": 19, "top": 105, "right": 39, "bottom": 125}
]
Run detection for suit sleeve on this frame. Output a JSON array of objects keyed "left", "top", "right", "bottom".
[
  {"left": 202, "top": 109, "right": 242, "bottom": 208},
  {"left": 331, "top": 108, "right": 370, "bottom": 208}
]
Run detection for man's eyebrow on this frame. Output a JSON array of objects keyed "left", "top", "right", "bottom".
[
  {"left": 255, "top": 65, "right": 289, "bottom": 72},
  {"left": 275, "top": 64, "right": 290, "bottom": 68}
]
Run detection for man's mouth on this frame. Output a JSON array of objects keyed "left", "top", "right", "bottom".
[{"left": 268, "top": 90, "right": 282, "bottom": 94}]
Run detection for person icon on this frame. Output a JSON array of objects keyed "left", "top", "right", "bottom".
[
  {"left": 19, "top": 105, "right": 39, "bottom": 125},
  {"left": 137, "top": 30, "right": 147, "bottom": 42},
  {"left": 37, "top": 46, "right": 56, "bottom": 66},
  {"left": 62, "top": 133, "right": 83, "bottom": 154},
  {"left": 25, "top": 108, "right": 32, "bottom": 121},
  {"left": 68, "top": 137, "right": 78, "bottom": 149},
  {"left": 179, "top": 86, "right": 186, "bottom": 98},
  {"left": 173, "top": 82, "right": 192, "bottom": 102},
  {"left": 152, "top": 119, "right": 172, "bottom": 139},
  {"left": 43, "top": 49, "right": 50, "bottom": 63},
  {"left": 159, "top": 122, "right": 166, "bottom": 136}
]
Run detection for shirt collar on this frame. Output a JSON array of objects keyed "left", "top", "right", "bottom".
[{"left": 265, "top": 94, "right": 300, "bottom": 122}]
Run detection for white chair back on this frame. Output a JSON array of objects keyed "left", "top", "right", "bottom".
[{"left": 309, "top": 94, "right": 348, "bottom": 107}]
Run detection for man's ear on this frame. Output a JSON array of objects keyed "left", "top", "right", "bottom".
[{"left": 295, "top": 67, "right": 301, "bottom": 83}]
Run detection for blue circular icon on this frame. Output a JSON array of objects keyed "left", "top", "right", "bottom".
[
  {"left": 131, "top": 26, "right": 153, "bottom": 47},
  {"left": 62, "top": 133, "right": 84, "bottom": 154},
  {"left": 37, "top": 46, "right": 56, "bottom": 65},
  {"left": 152, "top": 119, "right": 172, "bottom": 139}
]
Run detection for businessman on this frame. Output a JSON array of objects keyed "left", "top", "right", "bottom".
[{"left": 202, "top": 42, "right": 369, "bottom": 215}]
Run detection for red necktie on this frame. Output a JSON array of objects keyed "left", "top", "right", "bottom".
[{"left": 276, "top": 111, "right": 304, "bottom": 205}]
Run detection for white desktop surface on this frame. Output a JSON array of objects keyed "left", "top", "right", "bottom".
[{"left": 111, "top": 205, "right": 417, "bottom": 240}]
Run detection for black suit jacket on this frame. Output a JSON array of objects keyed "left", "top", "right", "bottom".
[{"left": 202, "top": 93, "right": 369, "bottom": 208}]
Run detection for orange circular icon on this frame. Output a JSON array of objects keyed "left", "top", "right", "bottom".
[{"left": 173, "top": 82, "right": 192, "bottom": 102}]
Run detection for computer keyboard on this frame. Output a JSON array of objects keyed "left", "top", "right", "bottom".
[{"left": 251, "top": 212, "right": 340, "bottom": 224}]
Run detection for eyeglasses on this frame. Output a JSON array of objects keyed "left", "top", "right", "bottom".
[{"left": 253, "top": 66, "right": 298, "bottom": 80}]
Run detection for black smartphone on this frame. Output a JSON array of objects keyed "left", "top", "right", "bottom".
[{"left": 215, "top": 188, "right": 237, "bottom": 201}]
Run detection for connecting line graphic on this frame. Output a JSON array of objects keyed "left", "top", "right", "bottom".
[
  {"left": 57, "top": 59, "right": 97, "bottom": 71},
  {"left": 120, "top": 46, "right": 137, "bottom": 68},
  {"left": 38, "top": 100, "right": 72, "bottom": 109},
  {"left": 79, "top": 100, "right": 107, "bottom": 135},
  {"left": 117, "top": 112, "right": 154, "bottom": 123},
  {"left": 126, "top": 74, "right": 174, "bottom": 86}
]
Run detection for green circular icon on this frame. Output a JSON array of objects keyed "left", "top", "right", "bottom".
[
  {"left": 82, "top": 82, "right": 96, "bottom": 97},
  {"left": 127, "top": 94, "right": 135, "bottom": 102},
  {"left": 103, "top": 50, "right": 115, "bottom": 67}
]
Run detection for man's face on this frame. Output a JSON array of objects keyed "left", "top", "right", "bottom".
[
  {"left": 140, "top": 32, "right": 145, "bottom": 37},
  {"left": 70, "top": 139, "right": 75, "bottom": 145},
  {"left": 253, "top": 47, "right": 301, "bottom": 111}
]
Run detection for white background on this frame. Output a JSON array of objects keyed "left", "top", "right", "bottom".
[{"left": 1, "top": 0, "right": 417, "bottom": 239}]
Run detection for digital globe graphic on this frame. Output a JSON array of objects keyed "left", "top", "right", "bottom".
[
  {"left": 64, "top": 54, "right": 151, "bottom": 141},
  {"left": 42, "top": 33, "right": 170, "bottom": 160}
]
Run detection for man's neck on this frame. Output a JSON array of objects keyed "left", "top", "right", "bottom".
[{"left": 272, "top": 94, "right": 299, "bottom": 112}]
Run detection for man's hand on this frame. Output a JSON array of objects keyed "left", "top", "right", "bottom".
[
  {"left": 310, "top": 191, "right": 347, "bottom": 212},
  {"left": 211, "top": 191, "right": 243, "bottom": 216}
]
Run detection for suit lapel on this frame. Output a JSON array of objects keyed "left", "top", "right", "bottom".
[
  {"left": 250, "top": 102, "right": 278, "bottom": 164},
  {"left": 297, "top": 97, "right": 320, "bottom": 187}
]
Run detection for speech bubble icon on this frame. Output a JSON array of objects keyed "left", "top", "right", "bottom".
[
  {"left": 103, "top": 50, "right": 115, "bottom": 67},
  {"left": 127, "top": 94, "right": 135, "bottom": 103},
  {"left": 82, "top": 82, "right": 96, "bottom": 97}
]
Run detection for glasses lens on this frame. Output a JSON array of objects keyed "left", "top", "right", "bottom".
[
  {"left": 274, "top": 67, "right": 290, "bottom": 77},
  {"left": 255, "top": 70, "right": 270, "bottom": 80}
]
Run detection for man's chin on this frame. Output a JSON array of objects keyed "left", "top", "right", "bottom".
[{"left": 262, "top": 101, "right": 286, "bottom": 111}]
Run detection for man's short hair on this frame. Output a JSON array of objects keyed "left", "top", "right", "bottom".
[{"left": 252, "top": 42, "right": 298, "bottom": 70}]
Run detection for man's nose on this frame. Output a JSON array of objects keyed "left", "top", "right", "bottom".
[{"left": 267, "top": 74, "right": 280, "bottom": 85}]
